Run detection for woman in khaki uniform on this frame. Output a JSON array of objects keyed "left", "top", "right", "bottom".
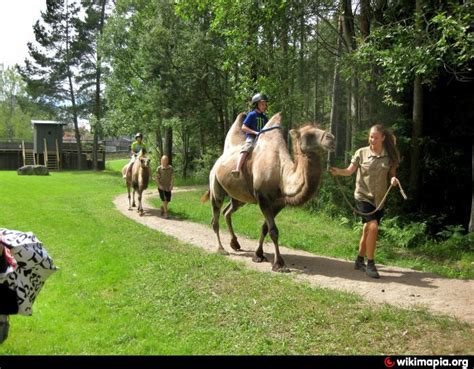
[{"left": 330, "top": 124, "right": 400, "bottom": 278}]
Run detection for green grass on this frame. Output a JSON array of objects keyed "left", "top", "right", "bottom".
[{"left": 0, "top": 167, "right": 472, "bottom": 355}]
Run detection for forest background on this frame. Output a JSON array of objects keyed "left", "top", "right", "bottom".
[{"left": 1, "top": 0, "right": 473, "bottom": 246}]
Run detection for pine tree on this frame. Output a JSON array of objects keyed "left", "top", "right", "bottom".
[
  {"left": 75, "top": 0, "right": 110, "bottom": 170},
  {"left": 19, "top": 0, "right": 84, "bottom": 168}
]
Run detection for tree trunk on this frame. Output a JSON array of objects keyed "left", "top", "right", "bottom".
[
  {"left": 360, "top": 0, "right": 371, "bottom": 41},
  {"left": 67, "top": 71, "right": 83, "bottom": 169},
  {"left": 328, "top": 16, "right": 344, "bottom": 168},
  {"left": 409, "top": 75, "right": 423, "bottom": 202},
  {"left": 409, "top": 0, "right": 425, "bottom": 203},
  {"left": 314, "top": 19, "right": 319, "bottom": 123},
  {"left": 92, "top": 0, "right": 107, "bottom": 171},
  {"left": 164, "top": 126, "right": 173, "bottom": 165},
  {"left": 155, "top": 116, "right": 163, "bottom": 157},
  {"left": 342, "top": 0, "right": 358, "bottom": 163},
  {"left": 65, "top": 3, "right": 82, "bottom": 170},
  {"left": 470, "top": 144, "right": 474, "bottom": 232}
]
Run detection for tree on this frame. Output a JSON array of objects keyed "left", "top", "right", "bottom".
[
  {"left": 0, "top": 65, "right": 53, "bottom": 140},
  {"left": 19, "top": 0, "right": 85, "bottom": 168},
  {"left": 76, "top": 0, "right": 110, "bottom": 170}
]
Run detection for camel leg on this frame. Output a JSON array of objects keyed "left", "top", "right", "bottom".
[
  {"left": 253, "top": 222, "right": 269, "bottom": 263},
  {"left": 132, "top": 187, "right": 136, "bottom": 208},
  {"left": 127, "top": 184, "right": 132, "bottom": 210},
  {"left": 223, "top": 198, "right": 244, "bottom": 251},
  {"left": 257, "top": 196, "right": 288, "bottom": 272},
  {"left": 210, "top": 184, "right": 228, "bottom": 256},
  {"left": 137, "top": 189, "right": 144, "bottom": 216},
  {"left": 253, "top": 205, "right": 284, "bottom": 264}
]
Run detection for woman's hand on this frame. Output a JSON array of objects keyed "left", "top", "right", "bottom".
[{"left": 329, "top": 167, "right": 339, "bottom": 176}]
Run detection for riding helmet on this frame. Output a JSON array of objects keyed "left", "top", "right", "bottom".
[{"left": 251, "top": 93, "right": 269, "bottom": 105}]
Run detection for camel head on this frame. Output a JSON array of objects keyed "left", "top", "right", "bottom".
[
  {"left": 290, "top": 125, "right": 335, "bottom": 154},
  {"left": 138, "top": 156, "right": 151, "bottom": 168}
]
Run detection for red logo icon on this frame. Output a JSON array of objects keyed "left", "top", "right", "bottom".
[{"left": 384, "top": 357, "right": 395, "bottom": 368}]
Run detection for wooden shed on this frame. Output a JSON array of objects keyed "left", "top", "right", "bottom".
[{"left": 31, "top": 120, "right": 67, "bottom": 170}]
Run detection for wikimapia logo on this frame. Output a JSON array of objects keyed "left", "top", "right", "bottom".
[{"left": 384, "top": 356, "right": 470, "bottom": 369}]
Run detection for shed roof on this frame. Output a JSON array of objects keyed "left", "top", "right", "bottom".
[{"left": 31, "top": 120, "right": 67, "bottom": 125}]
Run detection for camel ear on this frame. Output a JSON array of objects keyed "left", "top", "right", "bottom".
[{"left": 289, "top": 129, "right": 300, "bottom": 140}]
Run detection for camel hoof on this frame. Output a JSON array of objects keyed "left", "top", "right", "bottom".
[
  {"left": 252, "top": 255, "right": 267, "bottom": 263},
  {"left": 272, "top": 264, "right": 290, "bottom": 273},
  {"left": 230, "top": 238, "right": 241, "bottom": 251},
  {"left": 217, "top": 248, "right": 229, "bottom": 256}
]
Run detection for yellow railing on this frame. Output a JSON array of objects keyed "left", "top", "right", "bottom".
[
  {"left": 43, "top": 138, "right": 48, "bottom": 168},
  {"left": 55, "top": 139, "right": 61, "bottom": 170},
  {"left": 22, "top": 140, "right": 26, "bottom": 166}
]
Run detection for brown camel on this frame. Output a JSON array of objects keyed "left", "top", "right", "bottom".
[
  {"left": 202, "top": 112, "right": 336, "bottom": 272},
  {"left": 122, "top": 153, "right": 151, "bottom": 216}
]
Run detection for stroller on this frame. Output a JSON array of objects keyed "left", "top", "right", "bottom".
[{"left": 0, "top": 229, "right": 57, "bottom": 343}]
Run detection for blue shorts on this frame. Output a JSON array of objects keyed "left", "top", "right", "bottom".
[{"left": 356, "top": 200, "right": 384, "bottom": 224}]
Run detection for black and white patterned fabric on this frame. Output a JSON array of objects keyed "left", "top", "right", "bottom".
[{"left": 0, "top": 229, "right": 57, "bottom": 316}]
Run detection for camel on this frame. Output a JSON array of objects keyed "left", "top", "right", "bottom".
[
  {"left": 201, "top": 112, "right": 335, "bottom": 272},
  {"left": 122, "top": 153, "right": 151, "bottom": 216}
]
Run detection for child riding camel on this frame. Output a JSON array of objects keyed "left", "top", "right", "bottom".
[
  {"left": 231, "top": 93, "right": 269, "bottom": 178},
  {"left": 124, "top": 133, "right": 148, "bottom": 179}
]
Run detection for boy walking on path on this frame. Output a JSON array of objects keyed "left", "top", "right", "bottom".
[{"left": 156, "top": 155, "right": 174, "bottom": 219}]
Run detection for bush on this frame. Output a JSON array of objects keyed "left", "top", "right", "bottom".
[{"left": 379, "top": 216, "right": 429, "bottom": 248}]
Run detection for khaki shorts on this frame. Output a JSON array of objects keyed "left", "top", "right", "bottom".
[{"left": 240, "top": 141, "right": 255, "bottom": 153}]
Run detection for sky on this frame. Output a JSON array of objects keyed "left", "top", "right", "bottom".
[{"left": 0, "top": 0, "right": 47, "bottom": 68}]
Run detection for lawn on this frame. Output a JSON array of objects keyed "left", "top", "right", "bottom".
[{"left": 0, "top": 168, "right": 472, "bottom": 355}]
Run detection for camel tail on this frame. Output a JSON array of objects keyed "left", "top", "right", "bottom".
[{"left": 200, "top": 190, "right": 210, "bottom": 204}]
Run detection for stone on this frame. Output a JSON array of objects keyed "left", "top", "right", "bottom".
[{"left": 17, "top": 165, "right": 50, "bottom": 176}]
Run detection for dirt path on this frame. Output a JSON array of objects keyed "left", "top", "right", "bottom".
[{"left": 114, "top": 187, "right": 474, "bottom": 325}]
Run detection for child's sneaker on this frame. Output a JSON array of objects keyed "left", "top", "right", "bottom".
[
  {"left": 366, "top": 260, "right": 380, "bottom": 279},
  {"left": 354, "top": 256, "right": 366, "bottom": 271}
]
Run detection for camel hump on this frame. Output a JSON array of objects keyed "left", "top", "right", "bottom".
[
  {"left": 224, "top": 112, "right": 247, "bottom": 152},
  {"left": 263, "top": 112, "right": 282, "bottom": 129}
]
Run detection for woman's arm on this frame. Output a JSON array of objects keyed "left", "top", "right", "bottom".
[
  {"left": 329, "top": 163, "right": 357, "bottom": 177},
  {"left": 389, "top": 167, "right": 399, "bottom": 186}
]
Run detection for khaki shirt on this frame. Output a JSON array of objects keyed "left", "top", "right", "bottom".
[
  {"left": 156, "top": 165, "right": 174, "bottom": 191},
  {"left": 351, "top": 146, "right": 391, "bottom": 207}
]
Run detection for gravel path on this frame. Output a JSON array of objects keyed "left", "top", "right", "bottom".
[{"left": 114, "top": 187, "right": 474, "bottom": 325}]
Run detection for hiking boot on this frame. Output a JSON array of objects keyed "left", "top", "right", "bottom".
[
  {"left": 231, "top": 170, "right": 240, "bottom": 178},
  {"left": 366, "top": 260, "right": 380, "bottom": 279},
  {"left": 0, "top": 315, "right": 9, "bottom": 344},
  {"left": 354, "top": 256, "right": 366, "bottom": 271}
]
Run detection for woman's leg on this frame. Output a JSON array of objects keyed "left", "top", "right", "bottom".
[
  {"left": 358, "top": 223, "right": 369, "bottom": 257},
  {"left": 364, "top": 220, "right": 380, "bottom": 278},
  {"left": 365, "top": 220, "right": 379, "bottom": 260}
]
